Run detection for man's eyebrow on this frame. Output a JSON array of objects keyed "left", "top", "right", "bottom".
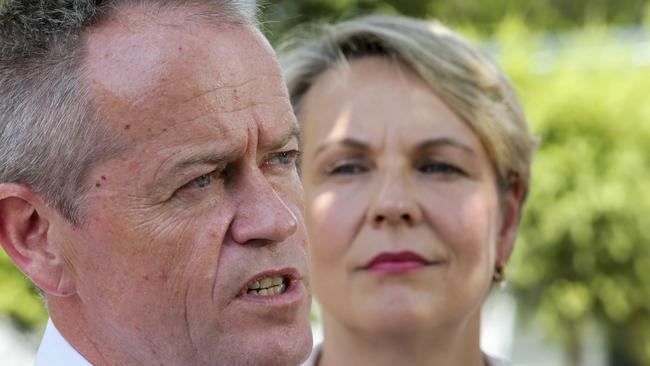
[
  {"left": 414, "top": 137, "right": 476, "bottom": 155},
  {"left": 314, "top": 138, "right": 369, "bottom": 157},
  {"left": 156, "top": 148, "right": 242, "bottom": 184},
  {"left": 174, "top": 150, "right": 239, "bottom": 170},
  {"left": 266, "top": 123, "right": 300, "bottom": 151}
]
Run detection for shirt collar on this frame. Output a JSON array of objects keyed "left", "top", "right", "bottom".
[{"left": 35, "top": 319, "right": 93, "bottom": 366}]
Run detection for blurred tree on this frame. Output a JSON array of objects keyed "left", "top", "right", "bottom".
[
  {"left": 0, "top": 252, "right": 47, "bottom": 330},
  {"left": 259, "top": 0, "right": 650, "bottom": 43},
  {"left": 499, "top": 19, "right": 650, "bottom": 366}
]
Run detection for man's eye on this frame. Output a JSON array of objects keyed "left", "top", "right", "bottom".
[
  {"left": 188, "top": 174, "right": 213, "bottom": 189},
  {"left": 326, "top": 162, "right": 368, "bottom": 176},
  {"left": 418, "top": 161, "right": 464, "bottom": 175},
  {"left": 267, "top": 150, "right": 300, "bottom": 166},
  {"left": 180, "top": 170, "right": 225, "bottom": 191}
]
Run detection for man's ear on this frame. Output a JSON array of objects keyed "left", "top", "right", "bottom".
[
  {"left": 0, "top": 183, "right": 75, "bottom": 297},
  {"left": 496, "top": 175, "right": 526, "bottom": 267}
]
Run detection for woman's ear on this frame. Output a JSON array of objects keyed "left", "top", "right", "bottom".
[
  {"left": 0, "top": 183, "right": 76, "bottom": 297},
  {"left": 496, "top": 174, "right": 526, "bottom": 267}
]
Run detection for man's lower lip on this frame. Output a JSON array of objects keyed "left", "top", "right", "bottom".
[{"left": 364, "top": 261, "right": 428, "bottom": 274}]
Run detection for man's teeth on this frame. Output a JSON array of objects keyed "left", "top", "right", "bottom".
[{"left": 247, "top": 276, "right": 287, "bottom": 296}]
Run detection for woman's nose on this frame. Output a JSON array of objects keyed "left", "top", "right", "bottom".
[{"left": 367, "top": 174, "right": 422, "bottom": 228}]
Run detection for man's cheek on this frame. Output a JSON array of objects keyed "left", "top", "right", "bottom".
[{"left": 143, "top": 218, "right": 201, "bottom": 260}]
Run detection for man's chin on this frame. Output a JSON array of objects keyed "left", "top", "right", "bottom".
[
  {"left": 261, "top": 324, "right": 313, "bottom": 366},
  {"left": 247, "top": 302, "right": 313, "bottom": 366},
  {"left": 216, "top": 322, "right": 313, "bottom": 366}
]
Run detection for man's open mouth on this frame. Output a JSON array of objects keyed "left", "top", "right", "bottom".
[
  {"left": 246, "top": 275, "right": 290, "bottom": 296},
  {"left": 240, "top": 269, "right": 299, "bottom": 298}
]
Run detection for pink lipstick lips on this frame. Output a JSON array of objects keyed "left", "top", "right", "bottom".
[{"left": 362, "top": 251, "right": 431, "bottom": 274}]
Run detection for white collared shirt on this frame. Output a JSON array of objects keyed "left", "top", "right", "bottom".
[{"left": 34, "top": 319, "right": 92, "bottom": 366}]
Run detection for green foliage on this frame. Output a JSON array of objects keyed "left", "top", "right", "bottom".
[
  {"left": 0, "top": 251, "right": 47, "bottom": 329},
  {"left": 502, "top": 20, "right": 650, "bottom": 365},
  {"left": 260, "top": 0, "right": 650, "bottom": 44}
]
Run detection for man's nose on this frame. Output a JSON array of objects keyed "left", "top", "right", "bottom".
[
  {"left": 230, "top": 171, "right": 299, "bottom": 246},
  {"left": 367, "top": 172, "right": 422, "bottom": 228}
]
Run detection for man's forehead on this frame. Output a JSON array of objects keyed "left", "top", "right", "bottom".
[
  {"left": 82, "top": 6, "right": 270, "bottom": 101},
  {"left": 79, "top": 3, "right": 296, "bottom": 154}
]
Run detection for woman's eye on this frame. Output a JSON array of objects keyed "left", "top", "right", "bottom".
[
  {"left": 418, "top": 161, "right": 464, "bottom": 175},
  {"left": 267, "top": 150, "right": 300, "bottom": 167},
  {"left": 326, "top": 162, "right": 368, "bottom": 176}
]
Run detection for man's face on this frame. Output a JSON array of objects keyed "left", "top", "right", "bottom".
[{"left": 50, "top": 9, "right": 311, "bottom": 366}]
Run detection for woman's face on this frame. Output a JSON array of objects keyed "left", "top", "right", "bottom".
[{"left": 299, "top": 56, "right": 521, "bottom": 335}]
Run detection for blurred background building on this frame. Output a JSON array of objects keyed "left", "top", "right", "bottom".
[{"left": 1, "top": 0, "right": 650, "bottom": 365}]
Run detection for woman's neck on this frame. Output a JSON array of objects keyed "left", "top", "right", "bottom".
[{"left": 317, "top": 312, "right": 485, "bottom": 366}]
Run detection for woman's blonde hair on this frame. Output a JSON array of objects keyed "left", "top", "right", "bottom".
[{"left": 280, "top": 14, "right": 537, "bottom": 194}]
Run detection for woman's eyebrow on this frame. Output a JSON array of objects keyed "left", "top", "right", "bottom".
[
  {"left": 314, "top": 138, "right": 369, "bottom": 157},
  {"left": 414, "top": 137, "right": 476, "bottom": 155}
]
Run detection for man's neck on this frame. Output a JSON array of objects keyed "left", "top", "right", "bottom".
[
  {"left": 48, "top": 298, "right": 134, "bottom": 366},
  {"left": 318, "top": 312, "right": 485, "bottom": 366}
]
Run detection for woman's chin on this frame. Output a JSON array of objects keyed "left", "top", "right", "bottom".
[
  {"left": 355, "top": 299, "right": 439, "bottom": 335},
  {"left": 349, "top": 287, "right": 473, "bottom": 336}
]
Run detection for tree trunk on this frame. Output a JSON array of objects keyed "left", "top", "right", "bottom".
[{"left": 566, "top": 321, "right": 584, "bottom": 366}]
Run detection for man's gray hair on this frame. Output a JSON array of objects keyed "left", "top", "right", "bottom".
[{"left": 0, "top": 0, "right": 257, "bottom": 225}]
